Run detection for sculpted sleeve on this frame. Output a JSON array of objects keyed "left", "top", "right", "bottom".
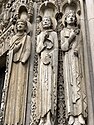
[
  {"left": 22, "top": 35, "right": 31, "bottom": 63},
  {"left": 61, "top": 30, "right": 69, "bottom": 51},
  {"left": 36, "top": 33, "right": 46, "bottom": 54}
]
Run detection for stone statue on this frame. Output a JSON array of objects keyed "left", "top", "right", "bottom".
[
  {"left": 36, "top": 16, "right": 58, "bottom": 125},
  {"left": 4, "top": 19, "right": 31, "bottom": 125},
  {"left": 61, "top": 11, "right": 87, "bottom": 125}
]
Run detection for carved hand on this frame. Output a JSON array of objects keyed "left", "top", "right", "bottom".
[
  {"left": 43, "top": 42, "right": 47, "bottom": 47},
  {"left": 75, "top": 29, "right": 80, "bottom": 35},
  {"left": 68, "top": 30, "right": 76, "bottom": 44},
  {"left": 13, "top": 43, "right": 22, "bottom": 53},
  {"left": 43, "top": 31, "right": 49, "bottom": 42}
]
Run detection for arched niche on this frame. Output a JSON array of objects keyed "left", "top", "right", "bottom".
[
  {"left": 60, "top": 0, "right": 81, "bottom": 16},
  {"left": 18, "top": 5, "right": 28, "bottom": 20}
]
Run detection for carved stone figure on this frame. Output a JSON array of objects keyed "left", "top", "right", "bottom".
[
  {"left": 4, "top": 19, "right": 31, "bottom": 125},
  {"left": 36, "top": 16, "right": 58, "bottom": 125},
  {"left": 61, "top": 11, "right": 87, "bottom": 125}
]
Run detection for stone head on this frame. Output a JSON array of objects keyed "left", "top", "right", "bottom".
[
  {"left": 42, "top": 17, "right": 52, "bottom": 29},
  {"left": 64, "top": 10, "right": 77, "bottom": 27},
  {"left": 16, "top": 19, "right": 27, "bottom": 32}
]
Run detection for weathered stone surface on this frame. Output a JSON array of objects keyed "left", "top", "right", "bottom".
[
  {"left": 0, "top": 0, "right": 94, "bottom": 125},
  {"left": 36, "top": 16, "right": 58, "bottom": 125},
  {"left": 61, "top": 6, "right": 87, "bottom": 125},
  {"left": 4, "top": 19, "right": 32, "bottom": 125}
]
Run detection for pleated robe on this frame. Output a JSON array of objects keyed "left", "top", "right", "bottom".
[
  {"left": 61, "top": 28, "right": 87, "bottom": 119},
  {"left": 4, "top": 33, "right": 31, "bottom": 125},
  {"left": 36, "top": 31, "right": 58, "bottom": 123}
]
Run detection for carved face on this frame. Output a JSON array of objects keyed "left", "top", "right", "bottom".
[
  {"left": 65, "top": 12, "right": 76, "bottom": 25},
  {"left": 42, "top": 17, "right": 52, "bottom": 29},
  {"left": 17, "top": 21, "right": 26, "bottom": 31}
]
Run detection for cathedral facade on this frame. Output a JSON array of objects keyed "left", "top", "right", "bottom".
[{"left": 0, "top": 0, "right": 94, "bottom": 125}]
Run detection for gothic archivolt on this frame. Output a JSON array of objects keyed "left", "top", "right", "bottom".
[{"left": 0, "top": 0, "right": 88, "bottom": 125}]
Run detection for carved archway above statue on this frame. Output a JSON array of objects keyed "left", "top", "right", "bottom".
[
  {"left": 38, "top": 1, "right": 57, "bottom": 30},
  {"left": 60, "top": 0, "right": 81, "bottom": 16},
  {"left": 39, "top": 1, "right": 57, "bottom": 18},
  {"left": 18, "top": 5, "right": 28, "bottom": 18},
  {"left": 60, "top": 0, "right": 81, "bottom": 28},
  {"left": 15, "top": 4, "right": 33, "bottom": 34}
]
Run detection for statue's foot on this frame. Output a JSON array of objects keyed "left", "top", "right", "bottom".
[
  {"left": 78, "top": 115, "right": 85, "bottom": 124},
  {"left": 68, "top": 116, "right": 75, "bottom": 125},
  {"left": 44, "top": 120, "right": 51, "bottom": 125}
]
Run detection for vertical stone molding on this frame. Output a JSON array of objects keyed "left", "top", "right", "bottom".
[{"left": 85, "top": 0, "right": 94, "bottom": 125}]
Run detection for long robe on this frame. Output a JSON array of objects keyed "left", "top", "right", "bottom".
[
  {"left": 4, "top": 33, "right": 31, "bottom": 125},
  {"left": 61, "top": 28, "right": 87, "bottom": 119},
  {"left": 36, "top": 30, "right": 58, "bottom": 122}
]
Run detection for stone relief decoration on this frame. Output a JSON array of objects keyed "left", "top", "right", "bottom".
[
  {"left": 57, "top": 47, "right": 66, "bottom": 125},
  {"left": 54, "top": 2, "right": 65, "bottom": 125},
  {"left": 0, "top": 26, "right": 15, "bottom": 56},
  {"left": 60, "top": 1, "right": 87, "bottom": 125},
  {"left": 30, "top": 1, "right": 58, "bottom": 125},
  {"left": 0, "top": 0, "right": 33, "bottom": 56},
  {"left": 4, "top": 19, "right": 32, "bottom": 125}
]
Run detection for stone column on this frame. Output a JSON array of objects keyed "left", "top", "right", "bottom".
[{"left": 82, "top": 0, "right": 94, "bottom": 125}]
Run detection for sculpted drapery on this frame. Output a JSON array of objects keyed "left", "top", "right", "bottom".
[
  {"left": 61, "top": 11, "right": 87, "bottom": 125},
  {"left": 36, "top": 17, "right": 58, "bottom": 125},
  {"left": 4, "top": 19, "right": 31, "bottom": 125}
]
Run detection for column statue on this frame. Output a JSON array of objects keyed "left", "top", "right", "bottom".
[
  {"left": 4, "top": 19, "right": 31, "bottom": 125},
  {"left": 36, "top": 16, "right": 58, "bottom": 125},
  {"left": 61, "top": 11, "right": 87, "bottom": 125}
]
